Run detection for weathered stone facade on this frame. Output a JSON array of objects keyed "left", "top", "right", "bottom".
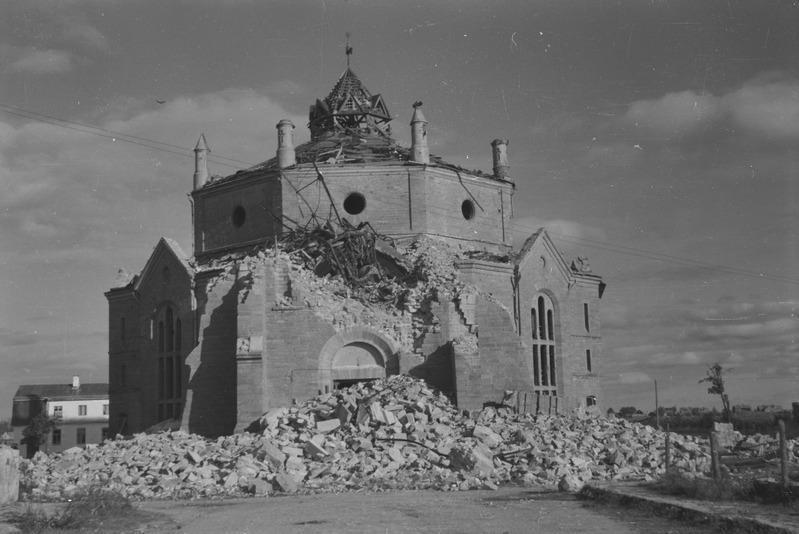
[{"left": 107, "top": 68, "right": 605, "bottom": 437}]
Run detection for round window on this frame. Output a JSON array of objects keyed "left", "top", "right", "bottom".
[
  {"left": 461, "top": 200, "right": 475, "bottom": 220},
  {"left": 232, "top": 205, "right": 246, "bottom": 227},
  {"left": 343, "top": 193, "right": 366, "bottom": 215}
]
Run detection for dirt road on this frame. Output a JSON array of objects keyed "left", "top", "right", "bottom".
[{"left": 130, "top": 487, "right": 716, "bottom": 534}]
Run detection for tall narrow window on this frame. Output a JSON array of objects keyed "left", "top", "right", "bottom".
[
  {"left": 165, "top": 308, "right": 174, "bottom": 351},
  {"left": 52, "top": 429, "right": 61, "bottom": 445},
  {"left": 76, "top": 428, "right": 86, "bottom": 445},
  {"left": 583, "top": 303, "right": 590, "bottom": 332},
  {"left": 158, "top": 321, "right": 165, "bottom": 353},
  {"left": 586, "top": 349, "right": 592, "bottom": 373},
  {"left": 157, "top": 304, "right": 182, "bottom": 421},
  {"left": 531, "top": 294, "right": 558, "bottom": 396}
]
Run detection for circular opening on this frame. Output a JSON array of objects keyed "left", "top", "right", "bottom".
[
  {"left": 343, "top": 192, "right": 366, "bottom": 215},
  {"left": 232, "top": 205, "right": 246, "bottom": 227},
  {"left": 461, "top": 200, "right": 475, "bottom": 220}
]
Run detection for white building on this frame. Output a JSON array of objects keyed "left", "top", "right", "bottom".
[{"left": 11, "top": 376, "right": 108, "bottom": 458}]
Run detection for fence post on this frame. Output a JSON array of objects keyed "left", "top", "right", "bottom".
[
  {"left": 665, "top": 425, "right": 671, "bottom": 471},
  {"left": 709, "top": 431, "right": 721, "bottom": 480},
  {"left": 779, "top": 419, "right": 788, "bottom": 490}
]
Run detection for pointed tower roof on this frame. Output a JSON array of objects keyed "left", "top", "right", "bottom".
[{"left": 309, "top": 68, "right": 392, "bottom": 140}]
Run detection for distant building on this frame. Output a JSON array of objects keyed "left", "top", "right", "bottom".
[{"left": 11, "top": 376, "right": 108, "bottom": 458}]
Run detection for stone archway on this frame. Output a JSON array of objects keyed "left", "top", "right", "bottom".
[{"left": 318, "top": 328, "right": 399, "bottom": 392}]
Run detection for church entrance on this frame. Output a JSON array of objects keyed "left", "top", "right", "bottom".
[{"left": 330, "top": 341, "right": 385, "bottom": 389}]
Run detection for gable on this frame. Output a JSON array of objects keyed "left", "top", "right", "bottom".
[
  {"left": 134, "top": 237, "right": 194, "bottom": 295},
  {"left": 515, "top": 228, "right": 574, "bottom": 288}
]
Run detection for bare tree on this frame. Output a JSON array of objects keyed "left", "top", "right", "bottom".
[{"left": 699, "top": 363, "right": 730, "bottom": 423}]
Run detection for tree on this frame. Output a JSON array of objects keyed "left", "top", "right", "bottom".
[
  {"left": 0, "top": 419, "right": 11, "bottom": 433},
  {"left": 21, "top": 412, "right": 59, "bottom": 456},
  {"left": 699, "top": 363, "right": 730, "bottom": 422}
]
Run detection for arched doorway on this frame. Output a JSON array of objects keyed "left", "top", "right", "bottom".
[
  {"left": 331, "top": 341, "right": 385, "bottom": 389},
  {"left": 317, "top": 328, "right": 399, "bottom": 393}
]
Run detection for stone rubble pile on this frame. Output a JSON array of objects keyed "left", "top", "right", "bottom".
[{"left": 19, "top": 375, "right": 774, "bottom": 502}]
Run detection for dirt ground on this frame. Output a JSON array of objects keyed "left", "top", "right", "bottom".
[{"left": 1, "top": 487, "right": 742, "bottom": 534}]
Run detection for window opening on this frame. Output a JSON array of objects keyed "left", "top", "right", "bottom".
[
  {"left": 584, "top": 303, "right": 590, "bottom": 332},
  {"left": 52, "top": 429, "right": 61, "bottom": 445},
  {"left": 76, "top": 428, "right": 86, "bottom": 445},
  {"left": 232, "top": 205, "right": 246, "bottom": 227},
  {"left": 461, "top": 200, "right": 475, "bottom": 220},
  {"left": 586, "top": 349, "right": 592, "bottom": 373},
  {"left": 343, "top": 192, "right": 366, "bottom": 215},
  {"left": 586, "top": 396, "right": 597, "bottom": 407},
  {"left": 78, "top": 405, "right": 87, "bottom": 416},
  {"left": 531, "top": 294, "right": 558, "bottom": 395}
]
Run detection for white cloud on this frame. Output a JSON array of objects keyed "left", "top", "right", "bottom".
[
  {"left": 622, "top": 72, "right": 799, "bottom": 142},
  {"left": 618, "top": 371, "right": 652, "bottom": 384},
  {"left": 9, "top": 49, "right": 73, "bottom": 74},
  {"left": 625, "top": 90, "right": 720, "bottom": 137},
  {"left": 511, "top": 216, "right": 606, "bottom": 249}
]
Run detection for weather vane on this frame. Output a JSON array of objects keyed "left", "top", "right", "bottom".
[{"left": 345, "top": 32, "right": 353, "bottom": 67}]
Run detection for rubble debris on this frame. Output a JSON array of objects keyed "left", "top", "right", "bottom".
[{"left": 20, "top": 376, "right": 797, "bottom": 501}]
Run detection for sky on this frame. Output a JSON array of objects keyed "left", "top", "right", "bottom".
[{"left": 2, "top": 0, "right": 799, "bottom": 421}]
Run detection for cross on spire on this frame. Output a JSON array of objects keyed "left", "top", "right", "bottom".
[{"left": 345, "top": 32, "right": 353, "bottom": 67}]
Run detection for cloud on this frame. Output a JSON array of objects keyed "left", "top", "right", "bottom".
[
  {"left": 511, "top": 216, "right": 606, "bottom": 249},
  {"left": 8, "top": 48, "right": 72, "bottom": 74},
  {"left": 0, "top": 327, "right": 38, "bottom": 347},
  {"left": 60, "top": 16, "right": 108, "bottom": 51},
  {"left": 621, "top": 72, "right": 799, "bottom": 143},
  {"left": 618, "top": 371, "right": 652, "bottom": 384},
  {"left": 625, "top": 90, "right": 720, "bottom": 138}
]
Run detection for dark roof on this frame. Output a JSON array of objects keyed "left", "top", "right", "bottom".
[
  {"left": 13, "top": 383, "right": 108, "bottom": 401},
  {"left": 202, "top": 69, "right": 512, "bottom": 188}
]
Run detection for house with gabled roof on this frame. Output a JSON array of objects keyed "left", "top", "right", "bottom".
[
  {"left": 107, "top": 65, "right": 605, "bottom": 437},
  {"left": 11, "top": 376, "right": 108, "bottom": 458}
]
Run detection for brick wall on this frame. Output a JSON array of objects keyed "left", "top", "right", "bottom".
[
  {"left": 193, "top": 174, "right": 281, "bottom": 256},
  {"left": 193, "top": 163, "right": 513, "bottom": 258},
  {"left": 182, "top": 269, "right": 238, "bottom": 437}
]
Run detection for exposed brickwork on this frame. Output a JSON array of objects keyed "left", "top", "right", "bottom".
[{"left": 109, "top": 71, "right": 605, "bottom": 437}]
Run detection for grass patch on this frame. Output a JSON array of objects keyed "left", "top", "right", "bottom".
[
  {"left": 9, "top": 485, "right": 136, "bottom": 533},
  {"left": 653, "top": 470, "right": 754, "bottom": 501}
]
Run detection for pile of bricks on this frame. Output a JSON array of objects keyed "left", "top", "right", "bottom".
[{"left": 19, "top": 375, "right": 756, "bottom": 501}]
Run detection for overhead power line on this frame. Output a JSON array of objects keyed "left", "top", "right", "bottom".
[
  {"left": 2, "top": 101, "right": 797, "bottom": 287},
  {"left": 0, "top": 102, "right": 254, "bottom": 170}
]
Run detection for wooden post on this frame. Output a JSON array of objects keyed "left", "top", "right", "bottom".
[
  {"left": 710, "top": 432, "right": 721, "bottom": 480},
  {"left": 0, "top": 447, "right": 20, "bottom": 504},
  {"left": 665, "top": 425, "right": 671, "bottom": 471},
  {"left": 779, "top": 419, "right": 789, "bottom": 489}
]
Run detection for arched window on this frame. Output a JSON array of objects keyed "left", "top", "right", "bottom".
[
  {"left": 165, "top": 307, "right": 174, "bottom": 352},
  {"left": 531, "top": 294, "right": 558, "bottom": 395},
  {"left": 156, "top": 304, "right": 183, "bottom": 422}
]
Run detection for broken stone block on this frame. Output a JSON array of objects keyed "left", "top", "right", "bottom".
[
  {"left": 558, "top": 474, "right": 583, "bottom": 492},
  {"left": 316, "top": 419, "right": 341, "bottom": 433},
  {"left": 472, "top": 425, "right": 503, "bottom": 448},
  {"left": 273, "top": 472, "right": 298, "bottom": 493}
]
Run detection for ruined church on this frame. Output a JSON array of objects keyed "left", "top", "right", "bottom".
[{"left": 106, "top": 67, "right": 605, "bottom": 437}]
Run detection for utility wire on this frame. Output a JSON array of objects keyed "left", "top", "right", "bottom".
[
  {"left": 0, "top": 102, "right": 254, "bottom": 170},
  {"left": 2, "top": 101, "right": 797, "bottom": 286}
]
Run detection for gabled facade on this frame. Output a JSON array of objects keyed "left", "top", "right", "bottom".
[
  {"left": 108, "top": 67, "right": 605, "bottom": 437},
  {"left": 10, "top": 377, "right": 108, "bottom": 458}
]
